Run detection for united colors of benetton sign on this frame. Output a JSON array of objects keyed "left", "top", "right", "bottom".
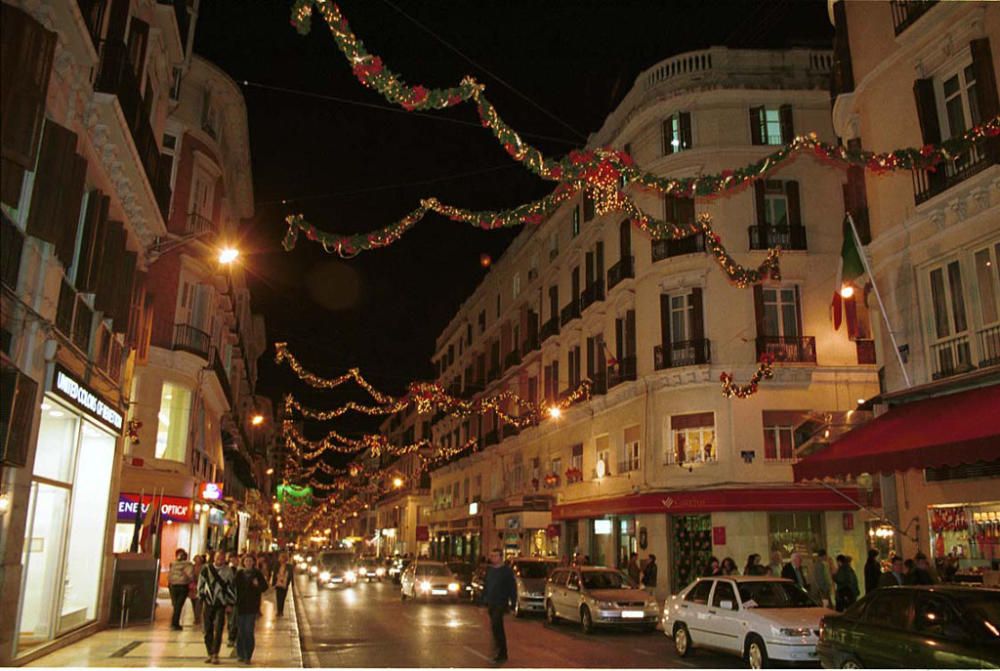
[{"left": 52, "top": 365, "right": 124, "bottom": 432}]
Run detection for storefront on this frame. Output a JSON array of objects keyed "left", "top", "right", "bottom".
[
  {"left": 495, "top": 510, "right": 555, "bottom": 558},
  {"left": 928, "top": 501, "right": 1000, "bottom": 573},
  {"left": 15, "top": 365, "right": 123, "bottom": 656}
]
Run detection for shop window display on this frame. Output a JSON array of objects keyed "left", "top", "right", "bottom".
[
  {"left": 929, "top": 502, "right": 1000, "bottom": 581},
  {"left": 768, "top": 512, "right": 824, "bottom": 559},
  {"left": 671, "top": 514, "right": 712, "bottom": 593}
]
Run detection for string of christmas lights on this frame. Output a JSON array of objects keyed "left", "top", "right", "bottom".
[
  {"left": 274, "top": 342, "right": 398, "bottom": 403},
  {"left": 720, "top": 354, "right": 776, "bottom": 398},
  {"left": 283, "top": 394, "right": 409, "bottom": 420}
]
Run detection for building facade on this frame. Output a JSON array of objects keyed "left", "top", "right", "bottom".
[
  {"left": 374, "top": 408, "right": 430, "bottom": 558},
  {"left": 811, "top": 0, "right": 1000, "bottom": 564},
  {"left": 426, "top": 46, "right": 881, "bottom": 601}
]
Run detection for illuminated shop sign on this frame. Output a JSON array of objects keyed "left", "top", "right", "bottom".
[
  {"left": 199, "top": 482, "right": 224, "bottom": 500},
  {"left": 52, "top": 365, "right": 124, "bottom": 432},
  {"left": 117, "top": 493, "right": 193, "bottom": 522}
]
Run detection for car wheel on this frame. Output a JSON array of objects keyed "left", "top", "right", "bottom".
[
  {"left": 673, "top": 624, "right": 692, "bottom": 657},
  {"left": 580, "top": 606, "right": 594, "bottom": 634},
  {"left": 546, "top": 601, "right": 558, "bottom": 625},
  {"left": 401, "top": 588, "right": 408, "bottom": 601},
  {"left": 745, "top": 634, "right": 769, "bottom": 669},
  {"left": 841, "top": 658, "right": 863, "bottom": 669}
]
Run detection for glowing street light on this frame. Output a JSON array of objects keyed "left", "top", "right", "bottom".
[
  {"left": 392, "top": 477, "right": 403, "bottom": 489},
  {"left": 251, "top": 414, "right": 265, "bottom": 426},
  {"left": 547, "top": 406, "right": 562, "bottom": 419},
  {"left": 840, "top": 284, "right": 855, "bottom": 299},
  {"left": 265, "top": 467, "right": 274, "bottom": 475},
  {"left": 218, "top": 247, "right": 240, "bottom": 265}
]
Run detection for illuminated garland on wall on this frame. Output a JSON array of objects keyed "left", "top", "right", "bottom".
[{"left": 720, "top": 354, "right": 775, "bottom": 398}]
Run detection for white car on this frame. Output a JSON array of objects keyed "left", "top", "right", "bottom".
[
  {"left": 400, "top": 560, "right": 462, "bottom": 601},
  {"left": 662, "top": 576, "right": 834, "bottom": 669}
]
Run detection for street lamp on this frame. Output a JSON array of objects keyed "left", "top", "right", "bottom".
[
  {"left": 547, "top": 406, "right": 562, "bottom": 419},
  {"left": 218, "top": 247, "right": 239, "bottom": 265},
  {"left": 392, "top": 477, "right": 403, "bottom": 489},
  {"left": 251, "top": 414, "right": 265, "bottom": 426}
]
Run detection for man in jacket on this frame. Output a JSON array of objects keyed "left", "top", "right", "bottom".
[
  {"left": 781, "top": 552, "right": 809, "bottom": 591},
  {"left": 481, "top": 549, "right": 516, "bottom": 664},
  {"left": 641, "top": 554, "right": 658, "bottom": 593},
  {"left": 863, "top": 549, "right": 881, "bottom": 595},
  {"left": 878, "top": 555, "right": 906, "bottom": 588},
  {"left": 198, "top": 551, "right": 236, "bottom": 665}
]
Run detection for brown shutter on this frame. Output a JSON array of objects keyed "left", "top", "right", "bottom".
[
  {"left": 127, "top": 270, "right": 147, "bottom": 349},
  {"left": 76, "top": 191, "right": 110, "bottom": 291},
  {"left": 126, "top": 17, "right": 149, "bottom": 79},
  {"left": 753, "top": 284, "right": 765, "bottom": 337},
  {"left": 794, "top": 285, "right": 804, "bottom": 336},
  {"left": 113, "top": 250, "right": 137, "bottom": 333},
  {"left": 625, "top": 309, "right": 636, "bottom": 358},
  {"left": 779, "top": 104, "right": 794, "bottom": 144},
  {"left": 659, "top": 293, "right": 672, "bottom": 346},
  {"left": 913, "top": 78, "right": 942, "bottom": 145},
  {"left": 662, "top": 118, "right": 674, "bottom": 155},
  {"left": 691, "top": 287, "right": 704, "bottom": 341},
  {"left": 785, "top": 181, "right": 802, "bottom": 228},
  {"left": 1, "top": 160, "right": 24, "bottom": 208},
  {"left": 677, "top": 196, "right": 696, "bottom": 226},
  {"left": 55, "top": 153, "right": 88, "bottom": 268},
  {"left": 754, "top": 180, "right": 767, "bottom": 227},
  {"left": 971, "top": 38, "right": 999, "bottom": 121},
  {"left": 0, "top": 364, "right": 39, "bottom": 467},
  {"left": 26, "top": 120, "right": 75, "bottom": 246},
  {"left": 106, "top": 0, "right": 130, "bottom": 42},
  {"left": 94, "top": 221, "right": 125, "bottom": 316},
  {"left": 1, "top": 5, "right": 57, "bottom": 174},
  {"left": 749, "top": 106, "right": 763, "bottom": 145},
  {"left": 615, "top": 317, "right": 624, "bottom": 360},
  {"left": 679, "top": 112, "right": 692, "bottom": 150},
  {"left": 586, "top": 337, "right": 595, "bottom": 379}
]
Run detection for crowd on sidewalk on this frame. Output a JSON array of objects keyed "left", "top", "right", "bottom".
[{"left": 167, "top": 549, "right": 295, "bottom": 665}]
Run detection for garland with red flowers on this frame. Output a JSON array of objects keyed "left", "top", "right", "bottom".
[{"left": 720, "top": 354, "right": 776, "bottom": 398}]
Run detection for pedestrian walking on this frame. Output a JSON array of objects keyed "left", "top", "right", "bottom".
[
  {"left": 863, "top": 549, "right": 881, "bottom": 595},
  {"left": 235, "top": 555, "right": 268, "bottom": 665},
  {"left": 878, "top": 555, "right": 906, "bottom": 588},
  {"left": 641, "top": 554, "right": 658, "bottom": 592},
  {"left": 720, "top": 557, "right": 738, "bottom": 576},
  {"left": 192, "top": 554, "right": 206, "bottom": 625},
  {"left": 198, "top": 550, "right": 236, "bottom": 665},
  {"left": 226, "top": 552, "right": 240, "bottom": 647},
  {"left": 782, "top": 552, "right": 810, "bottom": 591},
  {"left": 703, "top": 556, "right": 721, "bottom": 577},
  {"left": 810, "top": 549, "right": 833, "bottom": 608},
  {"left": 833, "top": 555, "right": 859, "bottom": 612},
  {"left": 626, "top": 552, "right": 640, "bottom": 584},
  {"left": 168, "top": 549, "right": 195, "bottom": 630},
  {"left": 271, "top": 553, "right": 294, "bottom": 617},
  {"left": 744, "top": 554, "right": 767, "bottom": 576},
  {"left": 481, "top": 548, "right": 517, "bottom": 664},
  {"left": 767, "top": 551, "right": 783, "bottom": 577}
]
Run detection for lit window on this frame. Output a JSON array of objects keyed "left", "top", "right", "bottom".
[{"left": 155, "top": 382, "right": 192, "bottom": 462}]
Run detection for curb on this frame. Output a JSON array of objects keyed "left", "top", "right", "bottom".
[{"left": 290, "top": 578, "right": 319, "bottom": 668}]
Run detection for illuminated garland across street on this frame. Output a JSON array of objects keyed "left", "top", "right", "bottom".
[
  {"left": 720, "top": 354, "right": 775, "bottom": 398},
  {"left": 274, "top": 342, "right": 397, "bottom": 403}
]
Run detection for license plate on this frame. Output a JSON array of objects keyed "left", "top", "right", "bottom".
[
  {"left": 431, "top": 589, "right": 447, "bottom": 595},
  {"left": 331, "top": 578, "right": 343, "bottom": 583},
  {"left": 622, "top": 610, "right": 644, "bottom": 618}
]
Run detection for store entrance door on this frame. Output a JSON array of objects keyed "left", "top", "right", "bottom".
[{"left": 670, "top": 514, "right": 712, "bottom": 594}]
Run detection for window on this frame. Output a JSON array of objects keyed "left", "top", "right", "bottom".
[
  {"left": 571, "top": 207, "right": 580, "bottom": 237},
  {"left": 750, "top": 105, "right": 793, "bottom": 145},
  {"left": 513, "top": 273, "right": 521, "bottom": 299},
  {"left": 595, "top": 435, "right": 611, "bottom": 477},
  {"left": 570, "top": 444, "right": 583, "bottom": 472},
  {"left": 763, "top": 411, "right": 804, "bottom": 461},
  {"left": 974, "top": 243, "right": 1000, "bottom": 327},
  {"left": 939, "top": 63, "right": 981, "bottom": 141},
  {"left": 762, "top": 287, "right": 801, "bottom": 338},
  {"left": 712, "top": 581, "right": 738, "bottom": 610},
  {"left": 549, "top": 232, "right": 559, "bottom": 260},
  {"left": 914, "top": 594, "right": 962, "bottom": 639},
  {"left": 661, "top": 112, "right": 692, "bottom": 154},
  {"left": 550, "top": 456, "right": 562, "bottom": 477},
  {"left": 929, "top": 262, "right": 970, "bottom": 340},
  {"left": 670, "top": 293, "right": 695, "bottom": 343},
  {"left": 685, "top": 580, "right": 713, "bottom": 605},
  {"left": 621, "top": 425, "right": 641, "bottom": 472},
  {"left": 762, "top": 180, "right": 788, "bottom": 227},
  {"left": 568, "top": 345, "right": 581, "bottom": 387},
  {"left": 862, "top": 592, "right": 912, "bottom": 630},
  {"left": 669, "top": 412, "right": 715, "bottom": 464},
  {"left": 155, "top": 382, "right": 192, "bottom": 462},
  {"left": 583, "top": 192, "right": 595, "bottom": 222},
  {"left": 200, "top": 88, "right": 218, "bottom": 139},
  {"left": 496, "top": 293, "right": 501, "bottom": 318}
]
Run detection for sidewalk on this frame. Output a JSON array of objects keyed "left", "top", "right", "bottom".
[{"left": 28, "top": 587, "right": 303, "bottom": 668}]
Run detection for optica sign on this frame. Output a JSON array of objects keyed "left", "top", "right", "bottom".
[{"left": 117, "top": 493, "right": 193, "bottom": 522}]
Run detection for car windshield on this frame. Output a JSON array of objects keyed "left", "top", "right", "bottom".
[
  {"left": 514, "top": 562, "right": 554, "bottom": 579},
  {"left": 582, "top": 571, "right": 634, "bottom": 590},
  {"left": 319, "top": 553, "right": 353, "bottom": 570},
  {"left": 448, "top": 563, "right": 472, "bottom": 577},
  {"left": 417, "top": 564, "right": 451, "bottom": 577},
  {"left": 737, "top": 581, "right": 818, "bottom": 608}
]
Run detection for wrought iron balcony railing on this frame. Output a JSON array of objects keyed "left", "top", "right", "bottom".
[
  {"left": 607, "top": 256, "right": 634, "bottom": 290},
  {"left": 654, "top": 339, "right": 711, "bottom": 370},
  {"left": 755, "top": 336, "right": 817, "bottom": 363}
]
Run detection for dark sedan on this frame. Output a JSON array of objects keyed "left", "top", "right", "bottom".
[
  {"left": 447, "top": 561, "right": 476, "bottom": 600},
  {"left": 817, "top": 585, "right": 1000, "bottom": 669}
]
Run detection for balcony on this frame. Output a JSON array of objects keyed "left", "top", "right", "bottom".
[
  {"left": 913, "top": 138, "right": 998, "bottom": 206},
  {"left": 855, "top": 339, "right": 877, "bottom": 365},
  {"left": 608, "top": 356, "right": 637, "bottom": 388},
  {"left": 652, "top": 233, "right": 706, "bottom": 262},
  {"left": 755, "top": 336, "right": 817, "bottom": 364},
  {"left": 890, "top": 0, "right": 938, "bottom": 35},
  {"left": 978, "top": 325, "right": 1000, "bottom": 368},
  {"left": 607, "top": 256, "right": 634, "bottom": 290},
  {"left": 560, "top": 300, "right": 581, "bottom": 326},
  {"left": 173, "top": 323, "right": 211, "bottom": 359},
  {"left": 748, "top": 226, "right": 807, "bottom": 251},
  {"left": 590, "top": 372, "right": 608, "bottom": 396},
  {"left": 654, "top": 339, "right": 711, "bottom": 370},
  {"left": 483, "top": 430, "right": 499, "bottom": 447},
  {"left": 185, "top": 212, "right": 215, "bottom": 237},
  {"left": 540, "top": 316, "right": 560, "bottom": 342},
  {"left": 930, "top": 334, "right": 973, "bottom": 380},
  {"left": 211, "top": 352, "right": 233, "bottom": 404},
  {"left": 579, "top": 280, "right": 605, "bottom": 312},
  {"left": 501, "top": 423, "right": 521, "bottom": 440},
  {"left": 503, "top": 349, "right": 521, "bottom": 371},
  {"left": 521, "top": 334, "right": 540, "bottom": 358}
]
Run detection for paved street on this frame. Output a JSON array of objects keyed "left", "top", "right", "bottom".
[{"left": 292, "top": 575, "right": 741, "bottom": 668}]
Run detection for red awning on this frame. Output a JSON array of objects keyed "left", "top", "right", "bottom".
[{"left": 794, "top": 384, "right": 1000, "bottom": 482}]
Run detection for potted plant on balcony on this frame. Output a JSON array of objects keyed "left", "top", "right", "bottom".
[
  {"left": 565, "top": 467, "right": 583, "bottom": 483},
  {"left": 543, "top": 472, "right": 560, "bottom": 488}
]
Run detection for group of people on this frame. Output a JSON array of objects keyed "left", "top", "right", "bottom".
[
  {"left": 167, "top": 549, "right": 295, "bottom": 665},
  {"left": 864, "top": 549, "right": 939, "bottom": 591}
]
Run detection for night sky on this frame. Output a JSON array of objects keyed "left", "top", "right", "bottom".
[{"left": 192, "top": 1, "right": 833, "bottom": 457}]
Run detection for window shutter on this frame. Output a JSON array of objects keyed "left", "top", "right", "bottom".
[
  {"left": 126, "top": 17, "right": 149, "bottom": 80},
  {"left": 0, "top": 5, "right": 56, "bottom": 174},
  {"left": 785, "top": 181, "right": 802, "bottom": 228},
  {"left": 1, "top": 160, "right": 25, "bottom": 208},
  {"left": 679, "top": 111, "right": 692, "bottom": 150},
  {"left": 753, "top": 284, "right": 765, "bottom": 337},
  {"left": 76, "top": 191, "right": 109, "bottom": 292},
  {"left": 615, "top": 317, "right": 624, "bottom": 360},
  {"left": 677, "top": 196, "right": 696, "bottom": 226},
  {"left": 749, "top": 106, "right": 763, "bottom": 145},
  {"left": 659, "top": 294, "right": 672, "bottom": 346},
  {"left": 55, "top": 152, "right": 87, "bottom": 268},
  {"left": 625, "top": 309, "right": 636, "bottom": 358},
  {"left": 94, "top": 221, "right": 125, "bottom": 316},
  {"left": 596, "top": 241, "right": 604, "bottom": 280},
  {"left": 691, "top": 287, "right": 705, "bottom": 341},
  {"left": 619, "top": 220, "right": 631, "bottom": 258},
  {"left": 753, "top": 180, "right": 767, "bottom": 227},
  {"left": 779, "top": 104, "right": 794, "bottom": 144},
  {"left": 26, "top": 120, "right": 76, "bottom": 247},
  {"left": 113, "top": 250, "right": 137, "bottom": 333},
  {"left": 794, "top": 285, "right": 804, "bottom": 336},
  {"left": 971, "top": 39, "right": 999, "bottom": 121},
  {"left": 0, "top": 363, "right": 39, "bottom": 467},
  {"left": 106, "top": 0, "right": 130, "bottom": 42},
  {"left": 662, "top": 118, "right": 674, "bottom": 155},
  {"left": 586, "top": 337, "right": 595, "bottom": 379},
  {"left": 127, "top": 270, "right": 147, "bottom": 350},
  {"left": 585, "top": 251, "right": 594, "bottom": 287},
  {"left": 913, "top": 78, "right": 942, "bottom": 145}
]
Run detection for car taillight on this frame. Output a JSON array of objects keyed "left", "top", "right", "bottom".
[{"left": 819, "top": 618, "right": 826, "bottom": 640}]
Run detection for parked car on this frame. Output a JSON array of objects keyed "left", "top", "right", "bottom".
[
  {"left": 316, "top": 550, "right": 358, "bottom": 588},
  {"left": 511, "top": 558, "right": 558, "bottom": 617},
  {"left": 662, "top": 576, "right": 834, "bottom": 668},
  {"left": 816, "top": 585, "right": 1000, "bottom": 669},
  {"left": 400, "top": 560, "right": 463, "bottom": 601},
  {"left": 469, "top": 564, "right": 488, "bottom": 604},
  {"left": 356, "top": 557, "right": 385, "bottom": 582},
  {"left": 545, "top": 566, "right": 659, "bottom": 634},
  {"left": 447, "top": 561, "right": 476, "bottom": 599}
]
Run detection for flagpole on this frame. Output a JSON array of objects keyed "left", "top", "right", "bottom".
[{"left": 846, "top": 213, "right": 912, "bottom": 388}]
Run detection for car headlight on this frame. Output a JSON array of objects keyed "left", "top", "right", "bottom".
[
  {"left": 345, "top": 571, "right": 357, "bottom": 582},
  {"left": 419, "top": 580, "right": 432, "bottom": 593},
  {"left": 596, "top": 600, "right": 616, "bottom": 609},
  {"left": 777, "top": 627, "right": 813, "bottom": 638},
  {"left": 448, "top": 583, "right": 460, "bottom": 592},
  {"left": 376, "top": 567, "right": 386, "bottom": 576},
  {"left": 298, "top": 562, "right": 308, "bottom": 571},
  {"left": 645, "top": 602, "right": 658, "bottom": 610},
  {"left": 319, "top": 571, "right": 331, "bottom": 582},
  {"left": 310, "top": 565, "right": 318, "bottom": 574}
]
